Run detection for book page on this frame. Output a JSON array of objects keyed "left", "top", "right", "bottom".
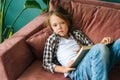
[{"left": 71, "top": 46, "right": 92, "bottom": 68}]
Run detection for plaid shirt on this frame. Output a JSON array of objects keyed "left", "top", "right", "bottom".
[{"left": 43, "top": 30, "right": 94, "bottom": 73}]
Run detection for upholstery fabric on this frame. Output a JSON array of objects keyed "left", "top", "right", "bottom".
[
  {"left": 26, "top": 27, "right": 52, "bottom": 59},
  {"left": 0, "top": 37, "right": 34, "bottom": 80},
  {"left": 18, "top": 60, "right": 70, "bottom": 80}
]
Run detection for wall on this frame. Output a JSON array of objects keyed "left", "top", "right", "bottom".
[{"left": 5, "top": 0, "right": 46, "bottom": 32}]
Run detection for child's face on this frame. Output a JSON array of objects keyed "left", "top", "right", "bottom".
[{"left": 50, "top": 14, "right": 69, "bottom": 38}]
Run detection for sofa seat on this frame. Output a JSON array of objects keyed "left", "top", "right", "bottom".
[
  {"left": 18, "top": 60, "right": 70, "bottom": 80},
  {"left": 18, "top": 60, "right": 120, "bottom": 80},
  {"left": 108, "top": 61, "right": 120, "bottom": 80}
]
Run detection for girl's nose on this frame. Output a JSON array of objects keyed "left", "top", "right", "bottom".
[{"left": 58, "top": 24, "right": 62, "bottom": 29}]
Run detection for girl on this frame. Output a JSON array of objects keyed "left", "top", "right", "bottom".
[{"left": 43, "top": 6, "right": 120, "bottom": 80}]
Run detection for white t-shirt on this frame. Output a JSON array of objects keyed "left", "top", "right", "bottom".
[{"left": 56, "top": 35, "right": 80, "bottom": 77}]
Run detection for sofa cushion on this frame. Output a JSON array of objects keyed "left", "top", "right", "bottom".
[
  {"left": 18, "top": 60, "right": 120, "bottom": 80},
  {"left": 18, "top": 60, "right": 71, "bottom": 80},
  {"left": 26, "top": 27, "right": 52, "bottom": 59}
]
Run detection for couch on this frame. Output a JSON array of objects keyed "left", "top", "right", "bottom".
[{"left": 0, "top": 0, "right": 120, "bottom": 80}]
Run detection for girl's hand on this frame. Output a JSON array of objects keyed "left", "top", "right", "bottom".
[
  {"left": 63, "top": 67, "right": 76, "bottom": 73},
  {"left": 54, "top": 65, "right": 76, "bottom": 73},
  {"left": 100, "top": 37, "right": 113, "bottom": 45}
]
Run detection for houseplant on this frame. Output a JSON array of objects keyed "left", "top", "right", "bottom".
[{"left": 0, "top": 0, "right": 50, "bottom": 43}]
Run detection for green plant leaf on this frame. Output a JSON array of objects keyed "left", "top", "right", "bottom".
[
  {"left": 43, "top": 0, "right": 50, "bottom": 5},
  {"left": 0, "top": 0, "right": 6, "bottom": 42},
  {"left": 0, "top": 4, "right": 1, "bottom": 25},
  {"left": 1, "top": 0, "right": 4, "bottom": 3},
  {"left": 25, "top": 0, "right": 42, "bottom": 9},
  {"left": 42, "top": 0, "right": 50, "bottom": 12},
  {"left": 8, "top": 27, "right": 14, "bottom": 38}
]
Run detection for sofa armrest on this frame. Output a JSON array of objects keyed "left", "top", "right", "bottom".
[
  {"left": 0, "top": 37, "right": 34, "bottom": 80},
  {"left": 0, "top": 13, "right": 47, "bottom": 80}
]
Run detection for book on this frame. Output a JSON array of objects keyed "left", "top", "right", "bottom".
[{"left": 70, "top": 45, "right": 92, "bottom": 68}]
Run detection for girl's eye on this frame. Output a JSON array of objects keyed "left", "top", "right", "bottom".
[
  {"left": 53, "top": 24, "right": 57, "bottom": 27},
  {"left": 61, "top": 22, "right": 65, "bottom": 24}
]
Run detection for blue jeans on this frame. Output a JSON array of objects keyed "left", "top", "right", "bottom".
[{"left": 68, "top": 39, "right": 120, "bottom": 80}]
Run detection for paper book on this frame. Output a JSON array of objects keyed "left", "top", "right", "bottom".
[{"left": 70, "top": 45, "right": 92, "bottom": 68}]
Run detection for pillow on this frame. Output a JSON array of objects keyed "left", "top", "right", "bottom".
[{"left": 26, "top": 27, "right": 52, "bottom": 59}]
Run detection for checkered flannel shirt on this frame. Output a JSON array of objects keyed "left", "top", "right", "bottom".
[{"left": 43, "top": 30, "right": 94, "bottom": 73}]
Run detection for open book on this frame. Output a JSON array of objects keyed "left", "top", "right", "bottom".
[{"left": 70, "top": 45, "right": 92, "bottom": 68}]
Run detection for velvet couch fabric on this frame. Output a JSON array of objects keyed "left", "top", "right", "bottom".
[
  {"left": 26, "top": 27, "right": 52, "bottom": 60},
  {"left": 0, "top": 0, "right": 120, "bottom": 80}
]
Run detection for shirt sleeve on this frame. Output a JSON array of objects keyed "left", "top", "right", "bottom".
[
  {"left": 42, "top": 34, "right": 56, "bottom": 73},
  {"left": 73, "top": 30, "right": 94, "bottom": 45}
]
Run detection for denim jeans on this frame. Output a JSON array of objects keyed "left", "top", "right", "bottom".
[{"left": 68, "top": 39, "right": 120, "bottom": 80}]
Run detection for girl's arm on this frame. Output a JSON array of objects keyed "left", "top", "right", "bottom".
[
  {"left": 54, "top": 65, "right": 75, "bottom": 73},
  {"left": 43, "top": 34, "right": 57, "bottom": 73},
  {"left": 73, "top": 30, "right": 94, "bottom": 45},
  {"left": 54, "top": 60, "right": 75, "bottom": 73}
]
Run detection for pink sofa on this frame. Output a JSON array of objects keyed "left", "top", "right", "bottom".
[{"left": 0, "top": 0, "right": 120, "bottom": 80}]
